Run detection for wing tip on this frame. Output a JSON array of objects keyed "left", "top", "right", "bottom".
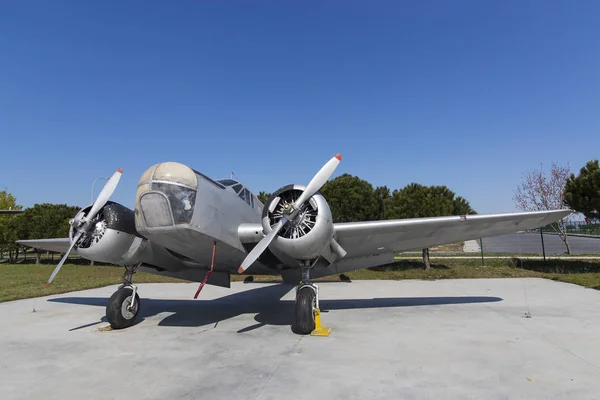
[
  {"left": 117, "top": 168, "right": 123, "bottom": 173},
  {"left": 335, "top": 154, "right": 342, "bottom": 161},
  {"left": 237, "top": 266, "right": 245, "bottom": 274}
]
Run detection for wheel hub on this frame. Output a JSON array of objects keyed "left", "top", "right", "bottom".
[{"left": 121, "top": 295, "right": 138, "bottom": 319}]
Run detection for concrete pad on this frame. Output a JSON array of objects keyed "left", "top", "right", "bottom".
[
  {"left": 2, "top": 279, "right": 600, "bottom": 399},
  {"left": 463, "top": 239, "right": 481, "bottom": 252}
]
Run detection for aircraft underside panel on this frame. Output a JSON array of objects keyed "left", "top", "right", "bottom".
[
  {"left": 136, "top": 225, "right": 268, "bottom": 275},
  {"left": 138, "top": 265, "right": 231, "bottom": 288},
  {"left": 280, "top": 253, "right": 395, "bottom": 283}
]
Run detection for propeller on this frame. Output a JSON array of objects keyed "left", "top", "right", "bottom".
[
  {"left": 45, "top": 168, "right": 123, "bottom": 287},
  {"left": 237, "top": 154, "right": 341, "bottom": 274}
]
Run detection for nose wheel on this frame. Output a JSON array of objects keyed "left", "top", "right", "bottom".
[
  {"left": 292, "top": 262, "right": 331, "bottom": 336},
  {"left": 293, "top": 284, "right": 316, "bottom": 334},
  {"left": 106, "top": 287, "right": 140, "bottom": 329},
  {"left": 106, "top": 265, "right": 141, "bottom": 329}
]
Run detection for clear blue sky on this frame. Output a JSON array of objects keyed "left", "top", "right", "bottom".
[{"left": 1, "top": 1, "right": 599, "bottom": 214}]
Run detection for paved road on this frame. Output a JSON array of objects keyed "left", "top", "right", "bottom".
[
  {"left": 480, "top": 233, "right": 600, "bottom": 255},
  {"left": 3, "top": 280, "right": 600, "bottom": 399}
]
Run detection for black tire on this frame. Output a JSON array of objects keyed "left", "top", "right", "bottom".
[
  {"left": 106, "top": 287, "right": 140, "bottom": 329},
  {"left": 292, "top": 286, "right": 316, "bottom": 334}
]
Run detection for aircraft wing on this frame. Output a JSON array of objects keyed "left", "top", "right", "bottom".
[
  {"left": 17, "top": 238, "right": 71, "bottom": 253},
  {"left": 333, "top": 209, "right": 571, "bottom": 258}
]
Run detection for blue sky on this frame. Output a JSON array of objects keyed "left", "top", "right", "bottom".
[{"left": 1, "top": 1, "right": 599, "bottom": 214}]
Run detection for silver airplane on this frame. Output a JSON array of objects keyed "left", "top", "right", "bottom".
[{"left": 18, "top": 155, "right": 571, "bottom": 334}]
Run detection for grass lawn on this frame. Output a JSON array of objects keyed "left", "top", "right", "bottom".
[
  {"left": 0, "top": 264, "right": 186, "bottom": 302},
  {"left": 3, "top": 258, "right": 600, "bottom": 302}
]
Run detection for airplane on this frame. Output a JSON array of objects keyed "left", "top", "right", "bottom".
[{"left": 18, "top": 154, "right": 571, "bottom": 335}]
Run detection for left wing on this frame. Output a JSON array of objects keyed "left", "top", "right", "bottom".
[
  {"left": 17, "top": 238, "right": 71, "bottom": 253},
  {"left": 333, "top": 209, "right": 571, "bottom": 259}
]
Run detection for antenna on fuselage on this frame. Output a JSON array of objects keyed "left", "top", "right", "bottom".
[{"left": 230, "top": 171, "right": 241, "bottom": 181}]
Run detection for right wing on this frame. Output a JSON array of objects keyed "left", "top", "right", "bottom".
[
  {"left": 17, "top": 238, "right": 71, "bottom": 253},
  {"left": 333, "top": 209, "right": 571, "bottom": 259}
]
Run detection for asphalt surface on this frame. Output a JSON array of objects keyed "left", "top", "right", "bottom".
[
  {"left": 3, "top": 279, "right": 600, "bottom": 399},
  {"left": 480, "top": 232, "right": 600, "bottom": 255}
]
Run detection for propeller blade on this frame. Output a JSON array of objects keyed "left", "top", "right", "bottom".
[
  {"left": 86, "top": 168, "right": 123, "bottom": 223},
  {"left": 293, "top": 154, "right": 341, "bottom": 208},
  {"left": 237, "top": 217, "right": 287, "bottom": 274},
  {"left": 46, "top": 231, "right": 83, "bottom": 287}
]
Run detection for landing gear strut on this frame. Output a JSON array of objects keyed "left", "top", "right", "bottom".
[
  {"left": 106, "top": 264, "right": 140, "bottom": 329},
  {"left": 292, "top": 261, "right": 331, "bottom": 336}
]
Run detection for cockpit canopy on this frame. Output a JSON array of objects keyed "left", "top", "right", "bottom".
[{"left": 216, "top": 178, "right": 261, "bottom": 210}]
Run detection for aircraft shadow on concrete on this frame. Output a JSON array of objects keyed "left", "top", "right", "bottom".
[{"left": 48, "top": 284, "right": 502, "bottom": 333}]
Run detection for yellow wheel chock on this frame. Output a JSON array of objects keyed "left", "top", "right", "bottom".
[{"left": 310, "top": 308, "right": 332, "bottom": 337}]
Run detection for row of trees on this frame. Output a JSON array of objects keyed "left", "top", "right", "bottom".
[{"left": 0, "top": 194, "right": 79, "bottom": 262}]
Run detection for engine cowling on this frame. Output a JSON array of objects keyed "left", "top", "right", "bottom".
[
  {"left": 70, "top": 201, "right": 147, "bottom": 265},
  {"left": 262, "top": 184, "right": 335, "bottom": 261}
]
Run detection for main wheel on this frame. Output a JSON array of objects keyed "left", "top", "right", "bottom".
[
  {"left": 106, "top": 287, "right": 140, "bottom": 329},
  {"left": 292, "top": 286, "right": 316, "bottom": 334}
]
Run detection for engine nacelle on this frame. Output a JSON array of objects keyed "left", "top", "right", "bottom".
[
  {"left": 262, "top": 184, "right": 335, "bottom": 261},
  {"left": 70, "top": 201, "right": 148, "bottom": 265}
]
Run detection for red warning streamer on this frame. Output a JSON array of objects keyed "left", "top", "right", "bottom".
[{"left": 194, "top": 241, "right": 216, "bottom": 299}]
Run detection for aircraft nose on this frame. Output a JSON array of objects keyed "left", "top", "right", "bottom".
[{"left": 135, "top": 162, "right": 198, "bottom": 228}]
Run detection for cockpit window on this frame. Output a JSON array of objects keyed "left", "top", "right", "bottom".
[
  {"left": 219, "top": 179, "right": 257, "bottom": 209},
  {"left": 151, "top": 182, "right": 196, "bottom": 224},
  {"left": 216, "top": 179, "right": 238, "bottom": 186}
]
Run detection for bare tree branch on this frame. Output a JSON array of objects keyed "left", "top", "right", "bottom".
[{"left": 513, "top": 162, "right": 572, "bottom": 254}]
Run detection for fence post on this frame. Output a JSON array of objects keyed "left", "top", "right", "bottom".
[
  {"left": 540, "top": 227, "right": 546, "bottom": 261},
  {"left": 479, "top": 238, "right": 485, "bottom": 267}
]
